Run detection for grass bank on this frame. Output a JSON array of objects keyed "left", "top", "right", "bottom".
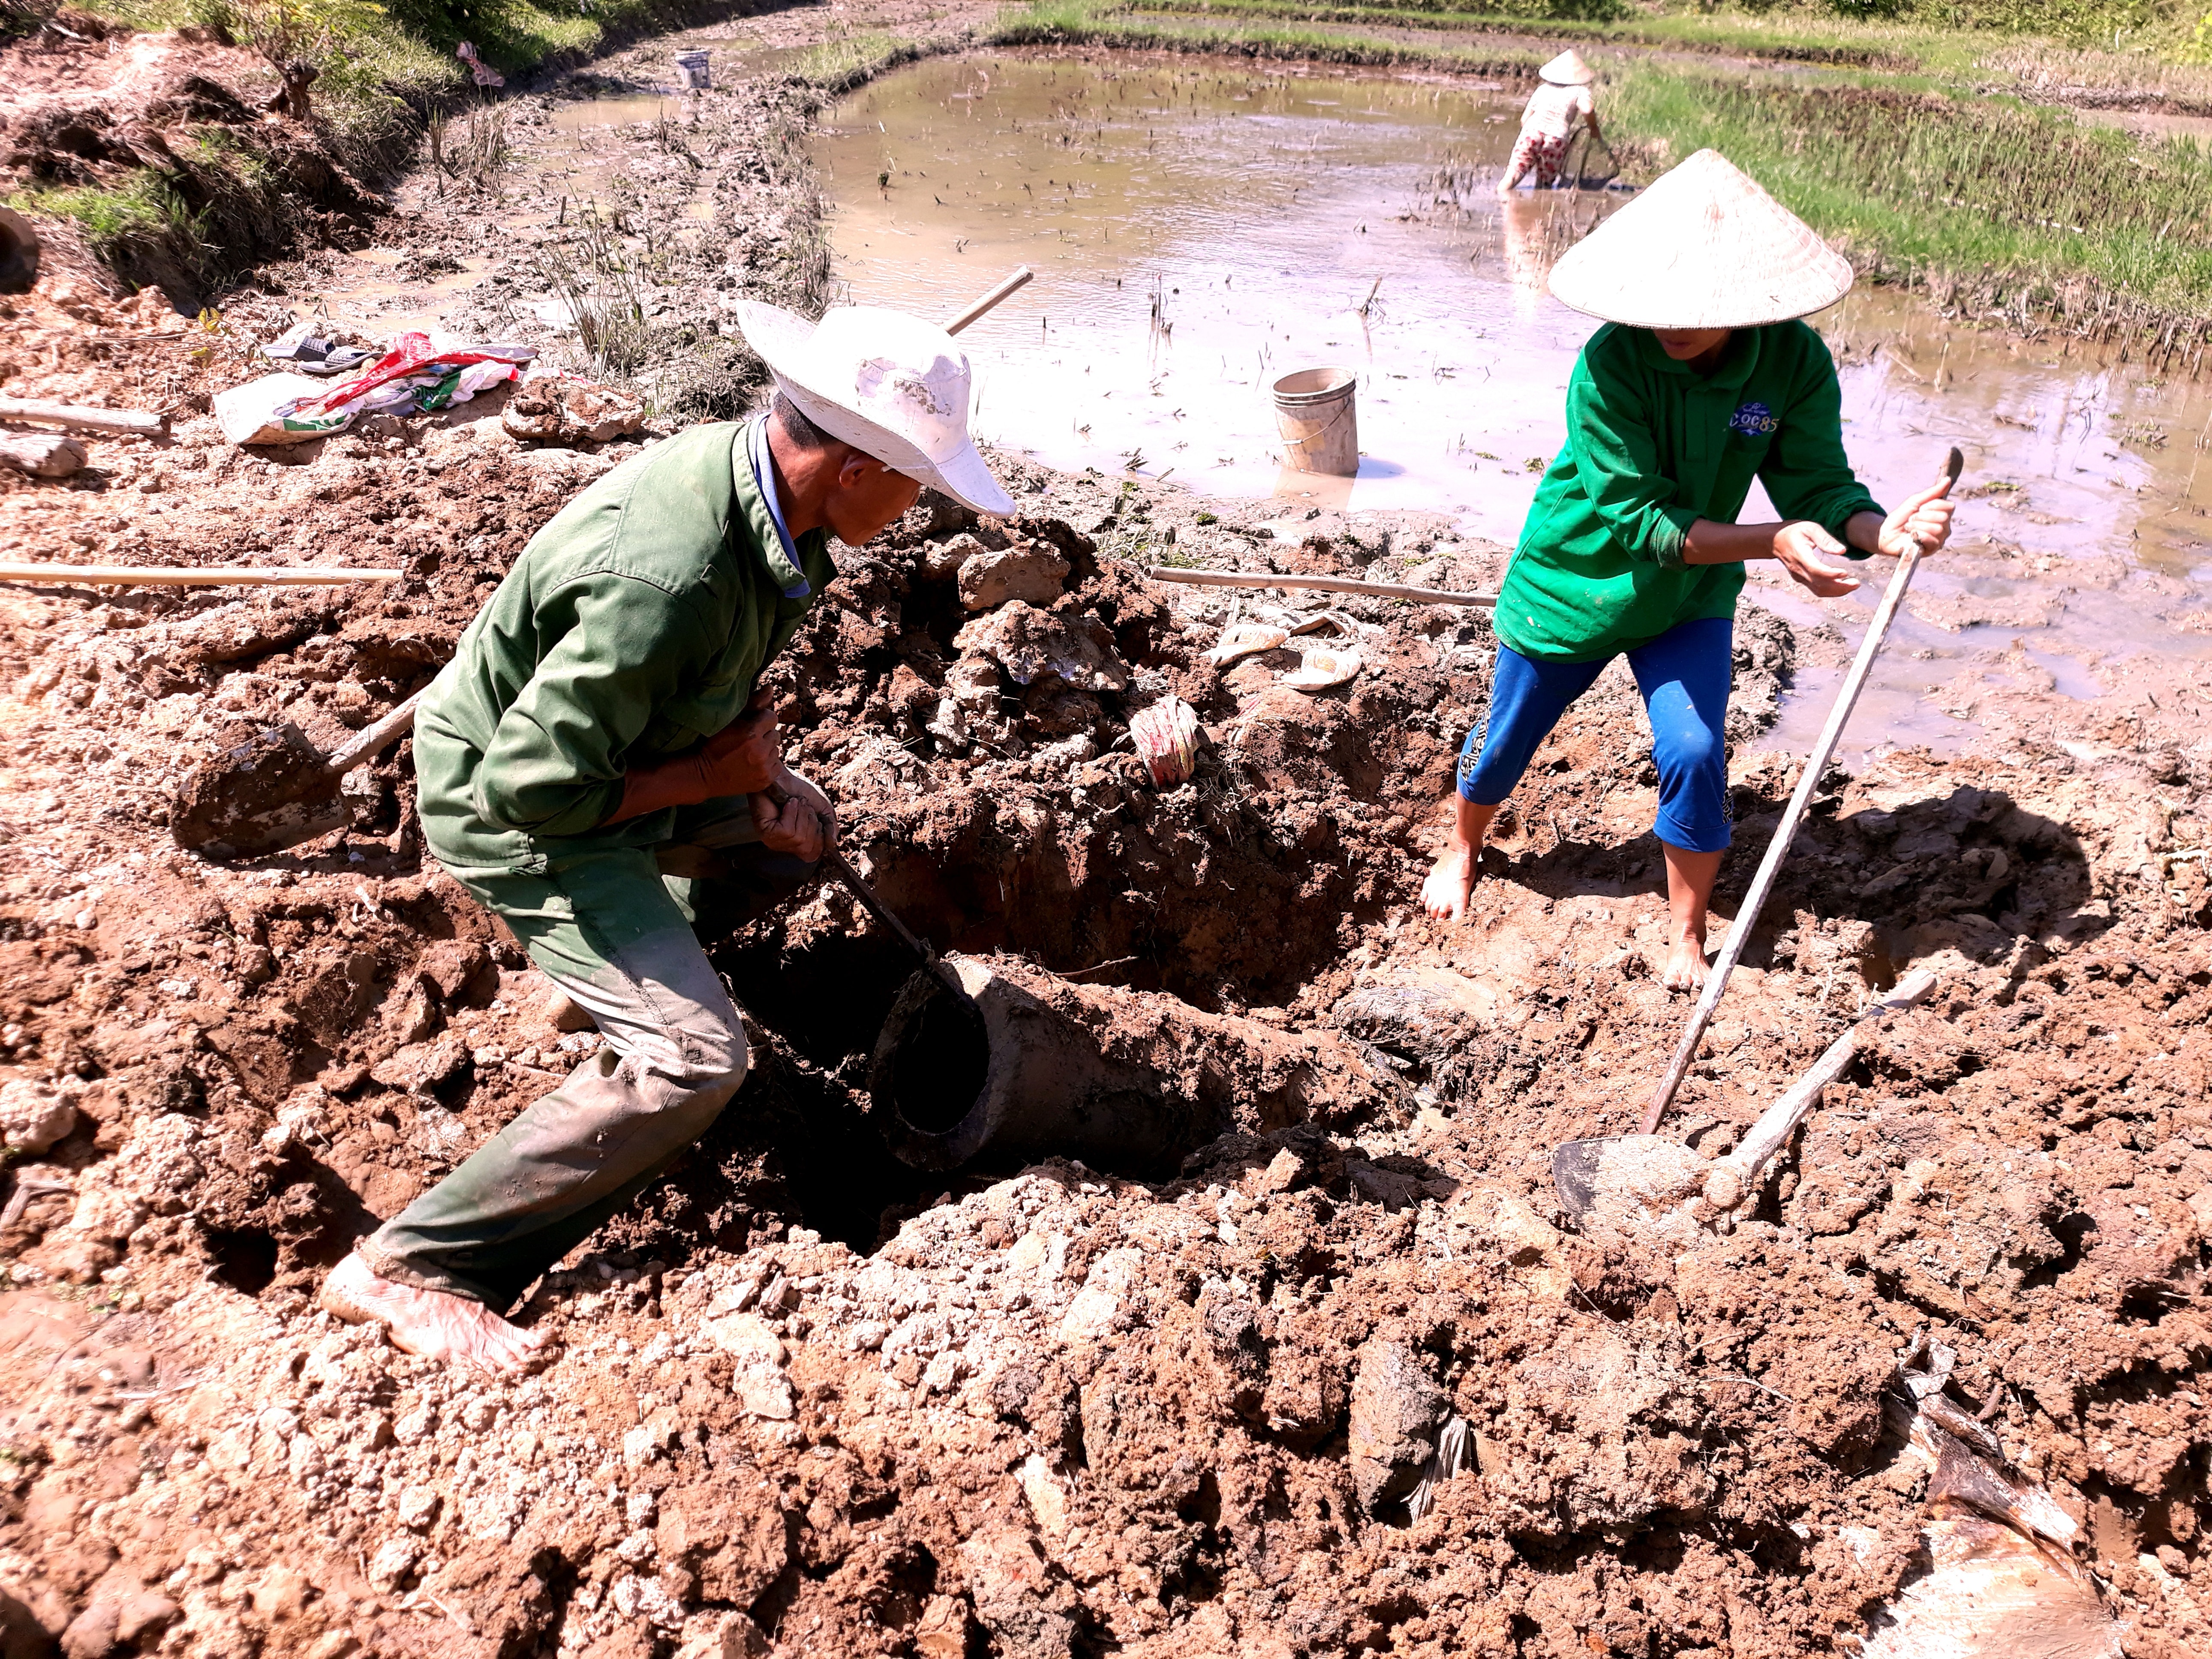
[
  {"left": 3, "top": 0, "right": 737, "bottom": 302},
  {"left": 1121, "top": 0, "right": 2212, "bottom": 95},
  {"left": 1604, "top": 64, "right": 2212, "bottom": 365},
  {"left": 986, "top": 0, "right": 1553, "bottom": 72}
]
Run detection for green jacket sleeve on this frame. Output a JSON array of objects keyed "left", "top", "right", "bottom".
[
  {"left": 1759, "top": 339, "right": 1883, "bottom": 557},
  {"left": 473, "top": 572, "right": 713, "bottom": 838},
  {"left": 1565, "top": 352, "right": 1702, "bottom": 570}
]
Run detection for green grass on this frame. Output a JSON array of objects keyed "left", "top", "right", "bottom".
[
  {"left": 1119, "top": 0, "right": 2212, "bottom": 83},
  {"left": 1602, "top": 64, "right": 2212, "bottom": 348},
  {"left": 988, "top": 0, "right": 1552, "bottom": 70},
  {"left": 18, "top": 172, "right": 189, "bottom": 249},
  {"left": 783, "top": 29, "right": 940, "bottom": 92}
]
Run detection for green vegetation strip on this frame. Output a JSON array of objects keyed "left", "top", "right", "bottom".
[
  {"left": 1606, "top": 66, "right": 2212, "bottom": 355},
  {"left": 1115, "top": 0, "right": 1917, "bottom": 66},
  {"left": 988, "top": 0, "right": 1548, "bottom": 72}
]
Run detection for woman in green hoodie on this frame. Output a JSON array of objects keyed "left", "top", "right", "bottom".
[{"left": 1422, "top": 150, "right": 1956, "bottom": 989}]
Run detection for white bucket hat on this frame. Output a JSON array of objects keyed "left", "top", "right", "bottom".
[
  {"left": 1547, "top": 149, "right": 1853, "bottom": 331},
  {"left": 1538, "top": 49, "right": 1596, "bottom": 85},
  {"left": 735, "top": 301, "right": 1014, "bottom": 516}
]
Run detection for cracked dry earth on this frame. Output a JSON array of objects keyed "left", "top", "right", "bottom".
[{"left": 6, "top": 217, "right": 2212, "bottom": 1659}]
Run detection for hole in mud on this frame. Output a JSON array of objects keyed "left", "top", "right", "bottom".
[
  {"left": 884, "top": 981, "right": 990, "bottom": 1135},
  {"left": 204, "top": 1227, "right": 280, "bottom": 1296}
]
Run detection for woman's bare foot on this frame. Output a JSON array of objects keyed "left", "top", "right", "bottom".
[
  {"left": 320, "top": 1253, "right": 547, "bottom": 1374},
  {"left": 1661, "top": 928, "right": 1709, "bottom": 992},
  {"left": 1658, "top": 842, "right": 1724, "bottom": 992},
  {"left": 1422, "top": 841, "right": 1477, "bottom": 921},
  {"left": 1422, "top": 797, "right": 1499, "bottom": 923}
]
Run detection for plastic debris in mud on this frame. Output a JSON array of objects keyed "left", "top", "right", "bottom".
[
  {"left": 260, "top": 319, "right": 374, "bottom": 378},
  {"left": 1205, "top": 622, "right": 1289, "bottom": 666},
  {"left": 457, "top": 41, "right": 505, "bottom": 89},
  {"left": 1864, "top": 1337, "right": 2124, "bottom": 1658},
  {"left": 1128, "top": 696, "right": 1202, "bottom": 786},
  {"left": 214, "top": 333, "right": 535, "bottom": 446},
  {"left": 1283, "top": 644, "right": 1362, "bottom": 691}
]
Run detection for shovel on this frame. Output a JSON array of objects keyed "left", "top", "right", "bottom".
[
  {"left": 1639, "top": 445, "right": 1963, "bottom": 1136},
  {"left": 171, "top": 690, "right": 424, "bottom": 858},
  {"left": 1552, "top": 968, "right": 1938, "bottom": 1228},
  {"left": 169, "top": 269, "right": 1040, "bottom": 860}
]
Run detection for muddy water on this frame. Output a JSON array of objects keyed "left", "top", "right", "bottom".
[
  {"left": 818, "top": 51, "right": 2212, "bottom": 760},
  {"left": 816, "top": 54, "right": 1583, "bottom": 520}
]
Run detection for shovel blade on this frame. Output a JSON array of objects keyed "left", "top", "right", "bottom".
[
  {"left": 1551, "top": 1132, "right": 1709, "bottom": 1225},
  {"left": 171, "top": 720, "right": 349, "bottom": 859},
  {"left": 1551, "top": 1136, "right": 1614, "bottom": 1219}
]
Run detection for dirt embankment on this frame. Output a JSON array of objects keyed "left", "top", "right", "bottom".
[{"left": 0, "top": 18, "right": 400, "bottom": 308}]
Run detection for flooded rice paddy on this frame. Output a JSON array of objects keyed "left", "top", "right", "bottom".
[{"left": 818, "top": 52, "right": 2212, "bottom": 760}]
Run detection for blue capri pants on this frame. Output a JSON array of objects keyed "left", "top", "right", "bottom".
[{"left": 1456, "top": 616, "right": 1734, "bottom": 853}]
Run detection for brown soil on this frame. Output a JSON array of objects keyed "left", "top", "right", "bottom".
[
  {"left": 1, "top": 19, "right": 2211, "bottom": 1659},
  {"left": 0, "top": 18, "right": 392, "bottom": 308}
]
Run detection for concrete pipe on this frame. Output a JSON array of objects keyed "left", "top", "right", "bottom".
[{"left": 868, "top": 953, "right": 1410, "bottom": 1175}]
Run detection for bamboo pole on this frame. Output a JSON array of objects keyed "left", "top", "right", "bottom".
[
  {"left": 0, "top": 397, "right": 170, "bottom": 439},
  {"left": 1146, "top": 566, "right": 1498, "bottom": 609},
  {"left": 0, "top": 564, "right": 403, "bottom": 587},
  {"left": 940, "top": 267, "right": 1035, "bottom": 336}
]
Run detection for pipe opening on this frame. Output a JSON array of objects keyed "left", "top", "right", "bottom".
[{"left": 884, "top": 978, "right": 990, "bottom": 1134}]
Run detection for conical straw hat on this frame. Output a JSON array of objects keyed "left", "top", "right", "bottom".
[
  {"left": 1538, "top": 49, "right": 1595, "bottom": 85},
  {"left": 1547, "top": 149, "right": 1853, "bottom": 330}
]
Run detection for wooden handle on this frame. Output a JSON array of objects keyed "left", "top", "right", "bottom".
[
  {"left": 0, "top": 563, "right": 403, "bottom": 588},
  {"left": 0, "top": 396, "right": 169, "bottom": 439},
  {"left": 325, "top": 689, "right": 425, "bottom": 777},
  {"left": 1148, "top": 567, "right": 1498, "bottom": 608},
  {"left": 940, "top": 267, "right": 1034, "bottom": 336},
  {"left": 1641, "top": 451, "right": 1958, "bottom": 1135},
  {"left": 1704, "top": 968, "right": 1938, "bottom": 1211}
]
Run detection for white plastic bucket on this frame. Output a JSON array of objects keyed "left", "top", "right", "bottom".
[
  {"left": 674, "top": 50, "right": 711, "bottom": 91},
  {"left": 1272, "top": 366, "right": 1358, "bottom": 477}
]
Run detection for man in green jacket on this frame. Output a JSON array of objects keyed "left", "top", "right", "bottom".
[
  {"left": 1421, "top": 150, "right": 1956, "bottom": 988},
  {"left": 321, "top": 303, "right": 1014, "bottom": 1372}
]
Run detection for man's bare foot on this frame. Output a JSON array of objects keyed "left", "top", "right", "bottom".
[
  {"left": 1422, "top": 841, "right": 1477, "bottom": 922},
  {"left": 1661, "top": 931, "right": 1709, "bottom": 992},
  {"left": 321, "top": 1253, "right": 547, "bottom": 1374}
]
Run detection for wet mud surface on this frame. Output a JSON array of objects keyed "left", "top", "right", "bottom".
[{"left": 1, "top": 15, "right": 2211, "bottom": 1659}]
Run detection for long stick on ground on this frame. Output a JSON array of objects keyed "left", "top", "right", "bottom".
[
  {"left": 0, "top": 396, "right": 170, "bottom": 439},
  {"left": 1147, "top": 567, "right": 1498, "bottom": 608},
  {"left": 0, "top": 564, "right": 403, "bottom": 587},
  {"left": 1641, "top": 447, "right": 1962, "bottom": 1136}
]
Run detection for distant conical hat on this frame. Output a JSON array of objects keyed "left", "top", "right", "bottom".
[
  {"left": 1547, "top": 149, "right": 1853, "bottom": 330},
  {"left": 1538, "top": 49, "right": 1596, "bottom": 85}
]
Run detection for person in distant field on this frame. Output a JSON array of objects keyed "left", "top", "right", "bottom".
[
  {"left": 1497, "top": 50, "right": 1602, "bottom": 192},
  {"left": 1425, "top": 149, "right": 1957, "bottom": 987},
  {"left": 319, "top": 303, "right": 1015, "bottom": 1374}
]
